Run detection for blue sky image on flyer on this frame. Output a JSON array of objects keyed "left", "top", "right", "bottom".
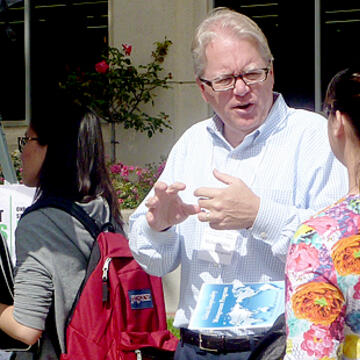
[{"left": 189, "top": 280, "right": 284, "bottom": 332}]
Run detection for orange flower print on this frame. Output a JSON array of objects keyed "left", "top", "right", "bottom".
[
  {"left": 291, "top": 282, "right": 344, "bottom": 326},
  {"left": 331, "top": 235, "right": 360, "bottom": 275}
]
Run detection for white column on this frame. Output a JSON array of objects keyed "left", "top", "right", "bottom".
[
  {"left": 24, "top": 0, "right": 31, "bottom": 124},
  {"left": 314, "top": 0, "right": 321, "bottom": 112}
]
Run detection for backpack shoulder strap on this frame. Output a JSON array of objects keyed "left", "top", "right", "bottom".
[
  {"left": 21, "top": 196, "right": 104, "bottom": 358},
  {"left": 21, "top": 196, "right": 101, "bottom": 239}
]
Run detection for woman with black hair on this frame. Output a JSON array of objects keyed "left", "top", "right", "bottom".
[
  {"left": 285, "top": 67, "right": 360, "bottom": 359},
  {"left": 0, "top": 92, "right": 123, "bottom": 359}
]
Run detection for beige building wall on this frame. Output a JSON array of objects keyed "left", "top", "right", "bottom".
[
  {"left": 107, "top": 0, "right": 212, "bottom": 166},
  {"left": 108, "top": 1, "right": 213, "bottom": 314}
]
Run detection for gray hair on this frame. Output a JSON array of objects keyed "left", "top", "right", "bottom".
[{"left": 191, "top": 7, "right": 274, "bottom": 77}]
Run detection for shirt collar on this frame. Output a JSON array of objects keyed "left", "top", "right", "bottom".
[{"left": 254, "top": 92, "right": 288, "bottom": 139}]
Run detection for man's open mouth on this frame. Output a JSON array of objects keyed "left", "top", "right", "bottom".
[{"left": 234, "top": 103, "right": 252, "bottom": 110}]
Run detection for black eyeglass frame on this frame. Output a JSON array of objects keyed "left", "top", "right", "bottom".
[
  {"left": 199, "top": 67, "right": 271, "bottom": 92},
  {"left": 17, "top": 136, "right": 40, "bottom": 153}
]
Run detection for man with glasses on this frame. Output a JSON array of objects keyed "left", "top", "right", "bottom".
[{"left": 129, "top": 7, "right": 347, "bottom": 360}]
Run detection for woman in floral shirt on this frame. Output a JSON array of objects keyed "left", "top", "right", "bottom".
[{"left": 285, "top": 67, "right": 360, "bottom": 359}]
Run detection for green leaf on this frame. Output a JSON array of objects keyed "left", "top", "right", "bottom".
[{"left": 314, "top": 297, "right": 328, "bottom": 307}]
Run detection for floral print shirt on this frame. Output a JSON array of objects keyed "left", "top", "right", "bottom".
[{"left": 285, "top": 194, "right": 360, "bottom": 360}]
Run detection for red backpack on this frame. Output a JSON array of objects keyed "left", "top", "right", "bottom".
[{"left": 22, "top": 197, "right": 179, "bottom": 360}]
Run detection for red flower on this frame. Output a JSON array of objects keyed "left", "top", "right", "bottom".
[
  {"left": 95, "top": 60, "right": 109, "bottom": 74},
  {"left": 122, "top": 43, "right": 132, "bottom": 56}
]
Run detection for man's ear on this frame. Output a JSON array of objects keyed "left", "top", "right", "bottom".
[
  {"left": 196, "top": 77, "right": 209, "bottom": 103},
  {"left": 269, "top": 62, "right": 274, "bottom": 76},
  {"left": 269, "top": 63, "right": 275, "bottom": 89}
]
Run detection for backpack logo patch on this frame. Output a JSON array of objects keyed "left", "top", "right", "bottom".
[{"left": 128, "top": 289, "right": 154, "bottom": 309}]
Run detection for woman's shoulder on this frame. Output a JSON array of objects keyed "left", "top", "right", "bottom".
[
  {"left": 76, "top": 196, "right": 110, "bottom": 222},
  {"left": 18, "top": 196, "right": 110, "bottom": 230},
  {"left": 77, "top": 197, "right": 124, "bottom": 233}
]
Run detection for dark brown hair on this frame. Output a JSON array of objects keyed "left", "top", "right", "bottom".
[
  {"left": 324, "top": 67, "right": 360, "bottom": 138},
  {"left": 30, "top": 90, "right": 122, "bottom": 224}
]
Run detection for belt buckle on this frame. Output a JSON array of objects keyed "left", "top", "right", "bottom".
[{"left": 199, "top": 333, "right": 219, "bottom": 353}]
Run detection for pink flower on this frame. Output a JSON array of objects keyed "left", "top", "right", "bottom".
[
  {"left": 156, "top": 161, "right": 166, "bottom": 177},
  {"left": 110, "top": 164, "right": 122, "bottom": 174},
  {"left": 301, "top": 324, "right": 334, "bottom": 357},
  {"left": 287, "top": 243, "right": 320, "bottom": 273},
  {"left": 305, "top": 216, "right": 338, "bottom": 237},
  {"left": 354, "top": 279, "right": 360, "bottom": 299},
  {"left": 329, "top": 306, "right": 345, "bottom": 342},
  {"left": 122, "top": 43, "right": 132, "bottom": 56},
  {"left": 121, "top": 166, "right": 129, "bottom": 178},
  {"left": 95, "top": 60, "right": 109, "bottom": 74}
]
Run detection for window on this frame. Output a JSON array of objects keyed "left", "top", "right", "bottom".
[
  {"left": 0, "top": 0, "right": 108, "bottom": 121},
  {"left": 321, "top": 1, "right": 360, "bottom": 96},
  {"left": 214, "top": 0, "right": 360, "bottom": 111},
  {"left": 0, "top": 0, "right": 25, "bottom": 120}
]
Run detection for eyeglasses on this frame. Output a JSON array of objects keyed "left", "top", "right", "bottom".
[
  {"left": 199, "top": 67, "right": 271, "bottom": 92},
  {"left": 17, "top": 136, "right": 39, "bottom": 153}
]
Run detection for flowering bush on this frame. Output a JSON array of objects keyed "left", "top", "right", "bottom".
[
  {"left": 109, "top": 159, "right": 165, "bottom": 209},
  {"left": 0, "top": 150, "right": 23, "bottom": 184},
  {"left": 59, "top": 38, "right": 173, "bottom": 138},
  {"left": 0, "top": 151, "right": 165, "bottom": 210}
]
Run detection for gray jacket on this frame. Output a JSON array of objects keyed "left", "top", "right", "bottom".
[{"left": 13, "top": 197, "right": 123, "bottom": 359}]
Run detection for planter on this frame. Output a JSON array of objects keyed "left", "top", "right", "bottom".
[{"left": 121, "top": 208, "right": 135, "bottom": 226}]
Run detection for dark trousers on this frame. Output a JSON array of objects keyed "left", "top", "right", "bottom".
[{"left": 174, "top": 342, "right": 251, "bottom": 360}]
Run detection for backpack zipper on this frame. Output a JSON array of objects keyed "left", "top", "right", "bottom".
[
  {"left": 135, "top": 349, "right": 142, "bottom": 360},
  {"left": 102, "top": 257, "right": 112, "bottom": 302}
]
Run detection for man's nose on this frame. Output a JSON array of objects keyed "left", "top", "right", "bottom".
[{"left": 233, "top": 76, "right": 250, "bottom": 96}]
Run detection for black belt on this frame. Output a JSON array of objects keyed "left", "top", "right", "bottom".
[{"left": 180, "top": 328, "right": 262, "bottom": 353}]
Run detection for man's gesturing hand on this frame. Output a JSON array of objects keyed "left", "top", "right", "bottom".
[
  {"left": 146, "top": 181, "right": 201, "bottom": 232},
  {"left": 194, "top": 169, "right": 260, "bottom": 230}
]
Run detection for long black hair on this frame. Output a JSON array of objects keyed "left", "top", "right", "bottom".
[{"left": 30, "top": 90, "right": 122, "bottom": 224}]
